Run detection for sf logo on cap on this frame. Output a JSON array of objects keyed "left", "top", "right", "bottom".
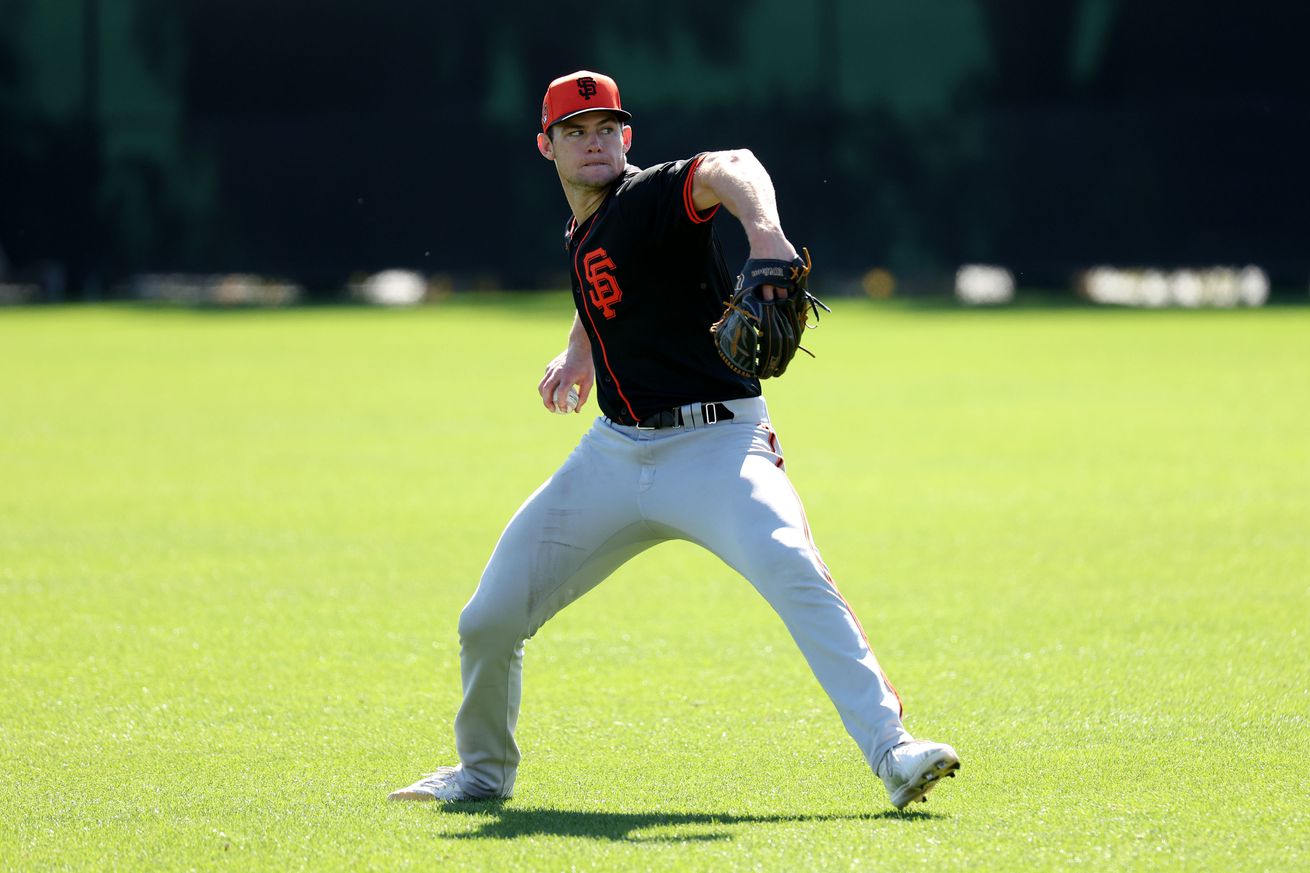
[{"left": 576, "top": 77, "right": 598, "bottom": 100}]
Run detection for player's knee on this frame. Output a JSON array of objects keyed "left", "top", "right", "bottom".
[
  {"left": 458, "top": 599, "right": 522, "bottom": 652},
  {"left": 750, "top": 546, "right": 834, "bottom": 599}
]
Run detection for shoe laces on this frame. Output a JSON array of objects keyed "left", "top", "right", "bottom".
[{"left": 418, "top": 768, "right": 457, "bottom": 786}]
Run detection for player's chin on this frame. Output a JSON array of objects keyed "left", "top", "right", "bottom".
[{"left": 572, "top": 163, "right": 621, "bottom": 187}]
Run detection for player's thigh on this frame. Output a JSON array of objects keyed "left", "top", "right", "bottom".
[
  {"left": 658, "top": 423, "right": 823, "bottom": 582},
  {"left": 464, "top": 426, "right": 648, "bottom": 631}
]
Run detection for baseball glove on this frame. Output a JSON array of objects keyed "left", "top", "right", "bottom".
[{"left": 710, "top": 247, "right": 829, "bottom": 379}]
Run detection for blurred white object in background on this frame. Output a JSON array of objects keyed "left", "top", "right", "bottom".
[
  {"left": 1082, "top": 266, "right": 1128, "bottom": 305},
  {"left": 1139, "top": 270, "right": 1169, "bottom": 308},
  {"left": 357, "top": 270, "right": 427, "bottom": 306},
  {"left": 1238, "top": 266, "right": 1269, "bottom": 307},
  {"left": 1168, "top": 270, "right": 1203, "bottom": 308},
  {"left": 131, "top": 273, "right": 302, "bottom": 305},
  {"left": 1201, "top": 268, "right": 1239, "bottom": 307},
  {"left": 1080, "top": 265, "right": 1269, "bottom": 308},
  {"left": 955, "top": 264, "right": 1015, "bottom": 305}
]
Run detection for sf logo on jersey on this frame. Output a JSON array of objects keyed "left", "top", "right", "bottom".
[{"left": 583, "top": 248, "right": 623, "bottom": 319}]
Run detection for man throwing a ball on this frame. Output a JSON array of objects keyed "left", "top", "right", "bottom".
[{"left": 390, "top": 71, "right": 960, "bottom": 810}]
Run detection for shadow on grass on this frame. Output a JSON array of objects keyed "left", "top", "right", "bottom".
[{"left": 434, "top": 800, "right": 941, "bottom": 842}]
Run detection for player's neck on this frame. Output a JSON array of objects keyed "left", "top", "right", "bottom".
[{"left": 563, "top": 184, "right": 610, "bottom": 227}]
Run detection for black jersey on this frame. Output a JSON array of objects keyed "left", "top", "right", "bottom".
[{"left": 565, "top": 155, "right": 760, "bottom": 425}]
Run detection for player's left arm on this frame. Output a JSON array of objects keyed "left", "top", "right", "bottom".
[{"left": 691, "top": 149, "right": 798, "bottom": 299}]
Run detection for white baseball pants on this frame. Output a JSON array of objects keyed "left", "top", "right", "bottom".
[{"left": 453, "top": 396, "right": 910, "bottom": 797}]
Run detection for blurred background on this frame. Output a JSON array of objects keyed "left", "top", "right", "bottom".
[{"left": 1, "top": 0, "right": 1307, "bottom": 303}]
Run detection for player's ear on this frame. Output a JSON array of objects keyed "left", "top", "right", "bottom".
[
  {"left": 621, "top": 125, "right": 632, "bottom": 153},
  {"left": 537, "top": 132, "right": 554, "bottom": 160}
]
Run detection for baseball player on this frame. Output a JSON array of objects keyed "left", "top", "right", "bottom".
[{"left": 390, "top": 71, "right": 960, "bottom": 810}]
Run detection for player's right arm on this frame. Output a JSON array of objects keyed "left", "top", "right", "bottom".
[
  {"left": 691, "top": 149, "right": 798, "bottom": 300},
  {"left": 538, "top": 313, "right": 595, "bottom": 413}
]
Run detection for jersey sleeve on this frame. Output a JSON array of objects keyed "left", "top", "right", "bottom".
[
  {"left": 676, "top": 154, "right": 721, "bottom": 227},
  {"left": 616, "top": 155, "right": 721, "bottom": 244}
]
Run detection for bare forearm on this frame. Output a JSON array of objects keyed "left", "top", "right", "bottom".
[
  {"left": 567, "top": 312, "right": 591, "bottom": 357},
  {"left": 538, "top": 313, "right": 596, "bottom": 413}
]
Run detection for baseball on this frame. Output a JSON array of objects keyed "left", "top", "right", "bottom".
[{"left": 554, "top": 386, "right": 580, "bottom": 414}]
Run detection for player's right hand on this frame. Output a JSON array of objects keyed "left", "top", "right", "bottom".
[{"left": 538, "top": 350, "right": 595, "bottom": 414}]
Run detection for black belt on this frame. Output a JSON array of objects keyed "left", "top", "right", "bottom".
[{"left": 635, "top": 402, "right": 735, "bottom": 430}]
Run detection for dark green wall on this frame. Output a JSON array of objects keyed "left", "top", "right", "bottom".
[{"left": 2, "top": 0, "right": 1307, "bottom": 296}]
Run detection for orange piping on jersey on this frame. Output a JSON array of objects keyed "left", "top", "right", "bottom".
[
  {"left": 572, "top": 215, "right": 639, "bottom": 423},
  {"left": 767, "top": 430, "right": 785, "bottom": 469},
  {"left": 769, "top": 425, "right": 904, "bottom": 717},
  {"left": 683, "top": 154, "right": 721, "bottom": 225}
]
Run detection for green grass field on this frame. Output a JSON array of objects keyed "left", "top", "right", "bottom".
[{"left": 2, "top": 298, "right": 1307, "bottom": 871}]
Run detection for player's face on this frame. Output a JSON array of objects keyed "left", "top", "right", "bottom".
[{"left": 537, "top": 111, "right": 631, "bottom": 189}]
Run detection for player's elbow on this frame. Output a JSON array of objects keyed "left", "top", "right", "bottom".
[
  {"left": 700, "top": 149, "right": 767, "bottom": 189},
  {"left": 708, "top": 148, "right": 759, "bottom": 170}
]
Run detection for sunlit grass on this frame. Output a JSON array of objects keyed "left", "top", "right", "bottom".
[{"left": 2, "top": 300, "right": 1306, "bottom": 870}]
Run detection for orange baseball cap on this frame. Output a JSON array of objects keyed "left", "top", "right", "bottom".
[{"left": 541, "top": 70, "right": 632, "bottom": 133}]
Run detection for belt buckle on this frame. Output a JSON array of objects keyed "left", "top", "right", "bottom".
[{"left": 703, "top": 403, "right": 718, "bottom": 425}]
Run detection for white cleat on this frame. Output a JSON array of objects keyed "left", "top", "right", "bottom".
[
  {"left": 388, "top": 765, "right": 498, "bottom": 802},
  {"left": 876, "top": 740, "right": 961, "bottom": 810}
]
